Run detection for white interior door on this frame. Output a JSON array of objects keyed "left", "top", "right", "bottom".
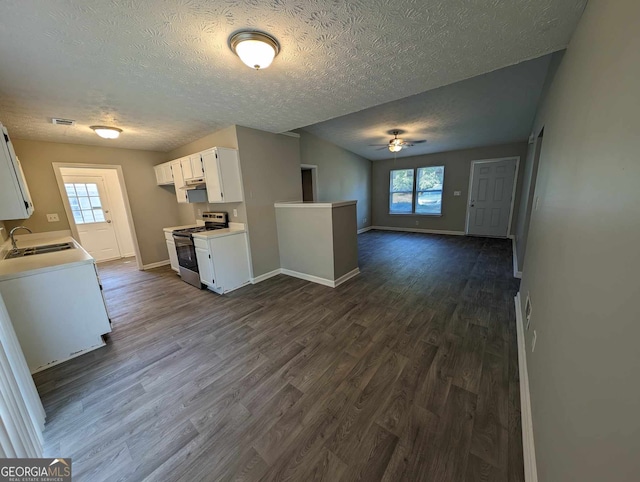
[
  {"left": 466, "top": 158, "right": 518, "bottom": 237},
  {"left": 63, "top": 176, "right": 121, "bottom": 261}
]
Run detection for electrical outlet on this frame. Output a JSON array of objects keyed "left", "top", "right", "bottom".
[
  {"left": 534, "top": 196, "right": 540, "bottom": 210},
  {"left": 233, "top": 209, "right": 238, "bottom": 217},
  {"left": 415, "top": 221, "right": 419, "bottom": 226},
  {"left": 454, "top": 191, "right": 462, "bottom": 196},
  {"left": 532, "top": 330, "right": 537, "bottom": 352},
  {"left": 525, "top": 293, "right": 532, "bottom": 330},
  {"left": 363, "top": 217, "right": 367, "bottom": 223},
  {"left": 197, "top": 209, "right": 202, "bottom": 217},
  {"left": 46, "top": 213, "right": 59, "bottom": 222}
]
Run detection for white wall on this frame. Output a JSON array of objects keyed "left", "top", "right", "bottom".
[{"left": 518, "top": 0, "right": 640, "bottom": 480}]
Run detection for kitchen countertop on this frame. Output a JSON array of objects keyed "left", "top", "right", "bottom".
[
  {"left": 0, "top": 236, "right": 94, "bottom": 281},
  {"left": 162, "top": 222, "right": 203, "bottom": 233},
  {"left": 192, "top": 227, "right": 246, "bottom": 240},
  {"left": 274, "top": 200, "right": 357, "bottom": 208}
]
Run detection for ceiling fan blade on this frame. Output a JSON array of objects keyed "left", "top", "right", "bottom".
[
  {"left": 410, "top": 140, "right": 427, "bottom": 144},
  {"left": 376, "top": 146, "right": 389, "bottom": 151},
  {"left": 368, "top": 144, "right": 390, "bottom": 147}
]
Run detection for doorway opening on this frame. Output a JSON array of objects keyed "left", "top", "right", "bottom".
[
  {"left": 518, "top": 128, "right": 545, "bottom": 269},
  {"left": 465, "top": 157, "right": 520, "bottom": 238},
  {"left": 52, "top": 163, "right": 141, "bottom": 268},
  {"left": 300, "top": 164, "right": 318, "bottom": 202}
]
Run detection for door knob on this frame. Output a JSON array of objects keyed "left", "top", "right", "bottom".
[{"left": 106, "top": 220, "right": 112, "bottom": 223}]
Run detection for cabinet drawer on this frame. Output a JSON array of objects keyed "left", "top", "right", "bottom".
[{"left": 193, "top": 237, "right": 209, "bottom": 250}]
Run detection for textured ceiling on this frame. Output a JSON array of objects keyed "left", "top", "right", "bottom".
[
  {"left": 303, "top": 54, "right": 554, "bottom": 160},
  {"left": 0, "top": 0, "right": 586, "bottom": 152}
]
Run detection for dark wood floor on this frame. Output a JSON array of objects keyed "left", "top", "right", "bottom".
[{"left": 33, "top": 231, "right": 523, "bottom": 482}]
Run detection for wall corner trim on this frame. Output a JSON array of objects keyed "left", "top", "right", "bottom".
[
  {"left": 515, "top": 292, "right": 538, "bottom": 482},
  {"left": 142, "top": 260, "right": 170, "bottom": 270},
  {"left": 512, "top": 237, "right": 523, "bottom": 278},
  {"left": 357, "top": 227, "right": 372, "bottom": 234},
  {"left": 333, "top": 267, "right": 360, "bottom": 287},
  {"left": 250, "top": 269, "right": 282, "bottom": 284}
]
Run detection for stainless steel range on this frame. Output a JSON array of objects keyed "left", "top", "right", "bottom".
[{"left": 172, "top": 212, "right": 228, "bottom": 288}]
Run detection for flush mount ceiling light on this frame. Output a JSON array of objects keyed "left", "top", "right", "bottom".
[
  {"left": 229, "top": 30, "right": 280, "bottom": 70},
  {"left": 90, "top": 126, "right": 122, "bottom": 139}
]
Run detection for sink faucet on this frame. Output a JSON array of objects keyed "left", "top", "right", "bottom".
[{"left": 9, "top": 226, "right": 32, "bottom": 250}]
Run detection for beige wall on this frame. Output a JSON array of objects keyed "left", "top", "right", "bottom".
[
  {"left": 517, "top": 0, "right": 640, "bottom": 480},
  {"left": 276, "top": 206, "right": 334, "bottom": 280},
  {"left": 276, "top": 203, "right": 358, "bottom": 282},
  {"left": 4, "top": 139, "right": 178, "bottom": 266},
  {"left": 372, "top": 142, "right": 528, "bottom": 233},
  {"left": 298, "top": 131, "right": 372, "bottom": 230},
  {"left": 164, "top": 125, "right": 245, "bottom": 226},
  {"left": 236, "top": 126, "right": 302, "bottom": 277},
  {"left": 331, "top": 204, "right": 358, "bottom": 279}
]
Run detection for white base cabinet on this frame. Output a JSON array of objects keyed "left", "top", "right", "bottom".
[
  {"left": 164, "top": 232, "right": 179, "bottom": 272},
  {"left": 0, "top": 262, "right": 111, "bottom": 373},
  {"left": 193, "top": 232, "right": 250, "bottom": 294}
]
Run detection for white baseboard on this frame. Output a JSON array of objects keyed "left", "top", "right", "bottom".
[
  {"left": 515, "top": 293, "right": 538, "bottom": 482},
  {"left": 370, "top": 226, "right": 465, "bottom": 236},
  {"left": 512, "top": 237, "right": 523, "bottom": 279},
  {"left": 251, "top": 269, "right": 282, "bottom": 284},
  {"left": 357, "top": 226, "right": 372, "bottom": 234},
  {"left": 334, "top": 267, "right": 360, "bottom": 287},
  {"left": 143, "top": 259, "right": 170, "bottom": 270},
  {"left": 280, "top": 269, "right": 335, "bottom": 288},
  {"left": 251, "top": 267, "right": 360, "bottom": 288}
]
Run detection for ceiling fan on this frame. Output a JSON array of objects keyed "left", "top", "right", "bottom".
[{"left": 370, "top": 130, "right": 427, "bottom": 152}]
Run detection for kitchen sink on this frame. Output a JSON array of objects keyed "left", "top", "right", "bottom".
[{"left": 4, "top": 242, "right": 76, "bottom": 259}]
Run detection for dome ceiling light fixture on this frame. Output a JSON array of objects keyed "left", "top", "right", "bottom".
[
  {"left": 229, "top": 30, "right": 280, "bottom": 70},
  {"left": 90, "top": 126, "right": 122, "bottom": 139}
]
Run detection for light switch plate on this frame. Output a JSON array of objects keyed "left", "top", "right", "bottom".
[
  {"left": 46, "top": 213, "right": 59, "bottom": 222},
  {"left": 454, "top": 191, "right": 462, "bottom": 196}
]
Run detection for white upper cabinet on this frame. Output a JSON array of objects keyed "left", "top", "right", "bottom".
[
  {"left": 171, "top": 160, "right": 189, "bottom": 203},
  {"left": 161, "top": 147, "right": 242, "bottom": 204},
  {"left": 179, "top": 157, "right": 193, "bottom": 181},
  {"left": 189, "top": 153, "right": 204, "bottom": 180},
  {"left": 201, "top": 148, "right": 243, "bottom": 203},
  {"left": 0, "top": 123, "right": 34, "bottom": 220},
  {"left": 154, "top": 162, "right": 173, "bottom": 185}
]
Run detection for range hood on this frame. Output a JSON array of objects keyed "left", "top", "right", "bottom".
[{"left": 184, "top": 177, "right": 206, "bottom": 187}]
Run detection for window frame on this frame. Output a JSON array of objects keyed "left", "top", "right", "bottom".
[
  {"left": 388, "top": 165, "right": 445, "bottom": 216},
  {"left": 388, "top": 168, "right": 415, "bottom": 215},
  {"left": 64, "top": 182, "right": 107, "bottom": 225}
]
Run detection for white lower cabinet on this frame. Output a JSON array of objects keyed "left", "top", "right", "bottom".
[
  {"left": 193, "top": 232, "right": 250, "bottom": 294},
  {"left": 164, "top": 232, "right": 179, "bottom": 272}
]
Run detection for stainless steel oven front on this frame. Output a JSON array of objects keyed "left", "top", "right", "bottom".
[{"left": 172, "top": 232, "right": 203, "bottom": 288}]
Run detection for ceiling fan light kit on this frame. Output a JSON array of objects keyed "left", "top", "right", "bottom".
[
  {"left": 229, "top": 30, "right": 280, "bottom": 70},
  {"left": 369, "top": 129, "right": 427, "bottom": 153}
]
